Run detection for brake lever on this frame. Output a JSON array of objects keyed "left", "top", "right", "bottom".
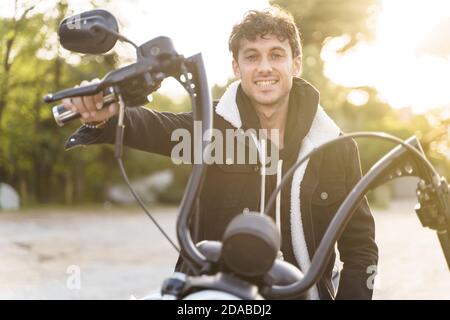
[{"left": 44, "top": 82, "right": 103, "bottom": 103}]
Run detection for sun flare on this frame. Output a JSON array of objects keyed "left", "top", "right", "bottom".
[{"left": 322, "top": 0, "right": 450, "bottom": 114}]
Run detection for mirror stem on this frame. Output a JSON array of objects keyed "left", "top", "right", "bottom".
[{"left": 90, "top": 23, "right": 138, "bottom": 49}]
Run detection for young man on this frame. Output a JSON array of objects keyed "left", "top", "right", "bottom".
[{"left": 63, "top": 8, "right": 378, "bottom": 299}]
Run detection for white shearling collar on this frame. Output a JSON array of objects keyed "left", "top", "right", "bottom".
[
  {"left": 214, "top": 79, "right": 340, "bottom": 144},
  {"left": 215, "top": 80, "right": 242, "bottom": 129}
]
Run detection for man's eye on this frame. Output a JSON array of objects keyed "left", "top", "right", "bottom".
[
  {"left": 272, "top": 53, "right": 283, "bottom": 59},
  {"left": 246, "top": 55, "right": 257, "bottom": 61}
]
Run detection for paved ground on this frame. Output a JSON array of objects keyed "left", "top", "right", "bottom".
[{"left": 0, "top": 200, "right": 449, "bottom": 299}]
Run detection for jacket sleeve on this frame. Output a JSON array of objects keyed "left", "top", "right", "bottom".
[
  {"left": 65, "top": 106, "right": 193, "bottom": 158},
  {"left": 335, "top": 139, "right": 379, "bottom": 300}
]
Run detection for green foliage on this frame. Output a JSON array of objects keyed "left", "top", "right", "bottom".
[{"left": 0, "top": 2, "right": 191, "bottom": 205}]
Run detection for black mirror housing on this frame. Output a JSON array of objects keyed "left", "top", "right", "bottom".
[{"left": 58, "top": 9, "right": 119, "bottom": 54}]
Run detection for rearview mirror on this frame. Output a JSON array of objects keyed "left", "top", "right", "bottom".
[{"left": 58, "top": 9, "right": 119, "bottom": 54}]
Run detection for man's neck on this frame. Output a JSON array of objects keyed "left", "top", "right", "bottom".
[{"left": 253, "top": 95, "right": 290, "bottom": 150}]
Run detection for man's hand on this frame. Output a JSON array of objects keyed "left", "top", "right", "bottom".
[{"left": 62, "top": 79, "right": 118, "bottom": 124}]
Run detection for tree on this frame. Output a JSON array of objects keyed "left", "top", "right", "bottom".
[
  {"left": 0, "top": 0, "right": 36, "bottom": 126},
  {"left": 0, "top": 0, "right": 194, "bottom": 205},
  {"left": 0, "top": 1, "right": 121, "bottom": 204}
]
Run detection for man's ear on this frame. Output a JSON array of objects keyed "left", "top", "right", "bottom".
[
  {"left": 232, "top": 59, "right": 241, "bottom": 79},
  {"left": 292, "top": 55, "right": 302, "bottom": 76}
]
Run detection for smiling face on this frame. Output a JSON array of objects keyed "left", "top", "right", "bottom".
[{"left": 232, "top": 34, "right": 301, "bottom": 109}]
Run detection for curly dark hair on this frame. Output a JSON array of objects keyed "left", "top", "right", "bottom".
[{"left": 229, "top": 7, "right": 302, "bottom": 61}]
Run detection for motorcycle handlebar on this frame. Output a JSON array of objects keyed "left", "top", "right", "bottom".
[{"left": 263, "top": 133, "right": 447, "bottom": 299}]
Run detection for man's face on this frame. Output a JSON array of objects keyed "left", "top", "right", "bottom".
[{"left": 232, "top": 34, "right": 301, "bottom": 108}]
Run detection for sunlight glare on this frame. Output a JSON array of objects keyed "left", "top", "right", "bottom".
[{"left": 323, "top": 0, "right": 450, "bottom": 113}]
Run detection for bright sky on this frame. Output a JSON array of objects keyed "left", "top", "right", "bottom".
[
  {"left": 322, "top": 0, "right": 450, "bottom": 113},
  {"left": 2, "top": 0, "right": 450, "bottom": 113}
]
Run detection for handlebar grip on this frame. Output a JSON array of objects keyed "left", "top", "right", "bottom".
[
  {"left": 52, "top": 87, "right": 117, "bottom": 126},
  {"left": 52, "top": 104, "right": 82, "bottom": 126}
]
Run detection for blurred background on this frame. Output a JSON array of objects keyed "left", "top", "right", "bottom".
[{"left": 0, "top": 0, "right": 449, "bottom": 299}]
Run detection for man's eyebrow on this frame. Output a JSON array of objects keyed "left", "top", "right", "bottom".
[
  {"left": 270, "top": 46, "right": 288, "bottom": 52},
  {"left": 242, "top": 48, "right": 258, "bottom": 55},
  {"left": 241, "top": 46, "right": 288, "bottom": 54}
]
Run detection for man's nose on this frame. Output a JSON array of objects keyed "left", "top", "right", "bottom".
[{"left": 257, "top": 56, "right": 273, "bottom": 73}]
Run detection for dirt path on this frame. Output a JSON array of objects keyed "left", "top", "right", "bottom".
[{"left": 0, "top": 200, "right": 449, "bottom": 299}]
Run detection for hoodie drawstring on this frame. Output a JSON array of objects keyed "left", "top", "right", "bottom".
[
  {"left": 275, "top": 159, "right": 283, "bottom": 234},
  {"left": 254, "top": 136, "right": 283, "bottom": 235},
  {"left": 259, "top": 139, "right": 266, "bottom": 215}
]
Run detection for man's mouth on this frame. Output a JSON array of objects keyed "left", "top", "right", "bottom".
[{"left": 254, "top": 79, "right": 278, "bottom": 88}]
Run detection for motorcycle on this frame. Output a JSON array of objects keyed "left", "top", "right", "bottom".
[{"left": 44, "top": 9, "right": 450, "bottom": 300}]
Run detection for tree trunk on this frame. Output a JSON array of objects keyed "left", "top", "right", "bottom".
[
  {"left": 18, "top": 173, "right": 28, "bottom": 206},
  {"left": 64, "top": 171, "right": 74, "bottom": 204}
]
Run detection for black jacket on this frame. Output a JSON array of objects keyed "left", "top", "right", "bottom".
[{"left": 65, "top": 78, "right": 378, "bottom": 299}]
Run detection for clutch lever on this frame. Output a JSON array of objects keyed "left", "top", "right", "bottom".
[{"left": 44, "top": 82, "right": 103, "bottom": 103}]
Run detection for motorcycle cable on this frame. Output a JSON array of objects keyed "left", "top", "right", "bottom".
[{"left": 113, "top": 86, "right": 201, "bottom": 276}]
